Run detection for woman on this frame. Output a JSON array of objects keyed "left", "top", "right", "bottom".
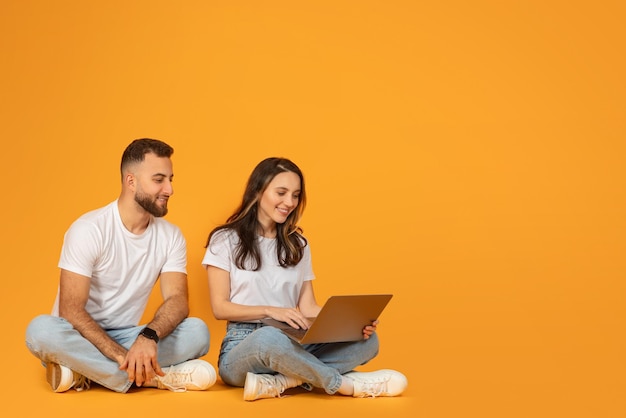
[{"left": 202, "top": 157, "right": 407, "bottom": 401}]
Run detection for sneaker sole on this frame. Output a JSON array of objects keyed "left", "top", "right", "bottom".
[
  {"left": 45, "top": 362, "right": 62, "bottom": 392},
  {"left": 243, "top": 372, "right": 258, "bottom": 401}
]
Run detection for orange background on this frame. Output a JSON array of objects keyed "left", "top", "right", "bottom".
[{"left": 1, "top": 1, "right": 624, "bottom": 417}]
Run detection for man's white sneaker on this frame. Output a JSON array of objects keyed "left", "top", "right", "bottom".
[
  {"left": 46, "top": 362, "right": 90, "bottom": 393},
  {"left": 343, "top": 369, "right": 408, "bottom": 398},
  {"left": 243, "top": 372, "right": 302, "bottom": 401},
  {"left": 156, "top": 359, "right": 217, "bottom": 392}
]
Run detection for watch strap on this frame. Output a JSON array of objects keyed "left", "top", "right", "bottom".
[{"left": 139, "top": 327, "right": 159, "bottom": 343}]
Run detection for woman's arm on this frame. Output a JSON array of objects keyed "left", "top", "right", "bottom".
[
  {"left": 296, "top": 281, "right": 322, "bottom": 318},
  {"left": 206, "top": 265, "right": 312, "bottom": 330}
]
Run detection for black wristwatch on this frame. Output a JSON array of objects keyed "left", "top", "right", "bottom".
[{"left": 139, "top": 327, "right": 159, "bottom": 343}]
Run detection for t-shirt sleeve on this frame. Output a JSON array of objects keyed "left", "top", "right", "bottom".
[
  {"left": 302, "top": 243, "right": 315, "bottom": 282},
  {"left": 161, "top": 226, "right": 187, "bottom": 274},
  {"left": 201, "top": 230, "right": 232, "bottom": 272},
  {"left": 58, "top": 219, "right": 101, "bottom": 278}
]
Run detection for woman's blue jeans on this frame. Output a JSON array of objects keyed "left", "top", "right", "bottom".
[
  {"left": 25, "top": 314, "right": 211, "bottom": 393},
  {"left": 218, "top": 322, "right": 379, "bottom": 394}
]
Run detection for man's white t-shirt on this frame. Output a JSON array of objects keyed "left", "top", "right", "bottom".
[
  {"left": 202, "top": 229, "right": 315, "bottom": 312},
  {"left": 53, "top": 200, "right": 187, "bottom": 330}
]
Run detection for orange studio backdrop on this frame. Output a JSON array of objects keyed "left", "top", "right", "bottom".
[{"left": 1, "top": 1, "right": 625, "bottom": 417}]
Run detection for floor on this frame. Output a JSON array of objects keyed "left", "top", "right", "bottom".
[{"left": 13, "top": 355, "right": 416, "bottom": 418}]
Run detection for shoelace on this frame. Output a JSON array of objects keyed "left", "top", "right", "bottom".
[
  {"left": 73, "top": 375, "right": 91, "bottom": 392},
  {"left": 157, "top": 366, "right": 197, "bottom": 393},
  {"left": 257, "top": 374, "right": 286, "bottom": 398},
  {"left": 353, "top": 376, "right": 390, "bottom": 398}
]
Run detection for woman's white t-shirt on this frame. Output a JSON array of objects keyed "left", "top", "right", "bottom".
[{"left": 202, "top": 229, "right": 315, "bottom": 310}]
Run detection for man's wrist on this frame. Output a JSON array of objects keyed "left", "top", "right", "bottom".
[{"left": 138, "top": 327, "right": 160, "bottom": 343}]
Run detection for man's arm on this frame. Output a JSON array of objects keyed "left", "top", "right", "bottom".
[
  {"left": 145, "top": 271, "right": 190, "bottom": 338},
  {"left": 58, "top": 269, "right": 128, "bottom": 365},
  {"left": 120, "top": 271, "right": 189, "bottom": 386}
]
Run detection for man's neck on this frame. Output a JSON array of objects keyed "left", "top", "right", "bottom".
[{"left": 117, "top": 197, "right": 151, "bottom": 235}]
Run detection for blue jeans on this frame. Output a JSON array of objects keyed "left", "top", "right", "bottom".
[
  {"left": 218, "top": 322, "right": 379, "bottom": 394},
  {"left": 25, "top": 314, "right": 211, "bottom": 393}
]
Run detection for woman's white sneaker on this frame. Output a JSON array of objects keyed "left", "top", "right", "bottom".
[
  {"left": 343, "top": 369, "right": 408, "bottom": 398},
  {"left": 243, "top": 372, "right": 302, "bottom": 401}
]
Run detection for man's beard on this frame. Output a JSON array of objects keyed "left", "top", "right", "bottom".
[{"left": 135, "top": 191, "right": 168, "bottom": 217}]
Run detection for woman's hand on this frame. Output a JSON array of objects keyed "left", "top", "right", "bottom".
[
  {"left": 267, "top": 307, "right": 312, "bottom": 330},
  {"left": 362, "top": 319, "right": 379, "bottom": 340}
]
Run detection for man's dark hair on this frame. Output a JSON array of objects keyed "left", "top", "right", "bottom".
[{"left": 120, "top": 138, "right": 174, "bottom": 178}]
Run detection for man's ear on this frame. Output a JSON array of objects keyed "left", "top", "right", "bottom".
[{"left": 124, "top": 173, "right": 135, "bottom": 190}]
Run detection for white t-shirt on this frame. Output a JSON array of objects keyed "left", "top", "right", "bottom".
[
  {"left": 53, "top": 200, "right": 187, "bottom": 329},
  {"left": 202, "top": 229, "right": 315, "bottom": 310}
]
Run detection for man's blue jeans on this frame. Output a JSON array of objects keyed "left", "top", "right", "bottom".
[{"left": 25, "top": 315, "right": 211, "bottom": 393}]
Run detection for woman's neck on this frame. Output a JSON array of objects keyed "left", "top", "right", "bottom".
[{"left": 259, "top": 225, "right": 276, "bottom": 239}]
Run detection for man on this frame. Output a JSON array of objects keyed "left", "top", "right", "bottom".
[{"left": 26, "top": 138, "right": 215, "bottom": 393}]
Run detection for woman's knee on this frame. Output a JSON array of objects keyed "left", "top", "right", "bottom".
[
  {"left": 362, "top": 332, "right": 380, "bottom": 360},
  {"left": 248, "top": 326, "right": 293, "bottom": 354}
]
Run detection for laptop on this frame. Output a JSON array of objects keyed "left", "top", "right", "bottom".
[{"left": 260, "top": 294, "right": 393, "bottom": 344}]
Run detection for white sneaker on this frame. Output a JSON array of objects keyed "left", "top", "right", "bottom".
[
  {"left": 46, "top": 362, "right": 90, "bottom": 393},
  {"left": 156, "top": 359, "right": 217, "bottom": 392},
  {"left": 243, "top": 372, "right": 302, "bottom": 401},
  {"left": 343, "top": 369, "right": 408, "bottom": 398}
]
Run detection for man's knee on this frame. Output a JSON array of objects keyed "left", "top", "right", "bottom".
[
  {"left": 178, "top": 317, "right": 211, "bottom": 352},
  {"left": 181, "top": 317, "right": 210, "bottom": 338},
  {"left": 25, "top": 315, "right": 67, "bottom": 353}
]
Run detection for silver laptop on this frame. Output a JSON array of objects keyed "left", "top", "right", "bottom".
[{"left": 261, "top": 294, "right": 393, "bottom": 344}]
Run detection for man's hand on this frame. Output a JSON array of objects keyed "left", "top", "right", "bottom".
[{"left": 119, "top": 336, "right": 164, "bottom": 387}]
